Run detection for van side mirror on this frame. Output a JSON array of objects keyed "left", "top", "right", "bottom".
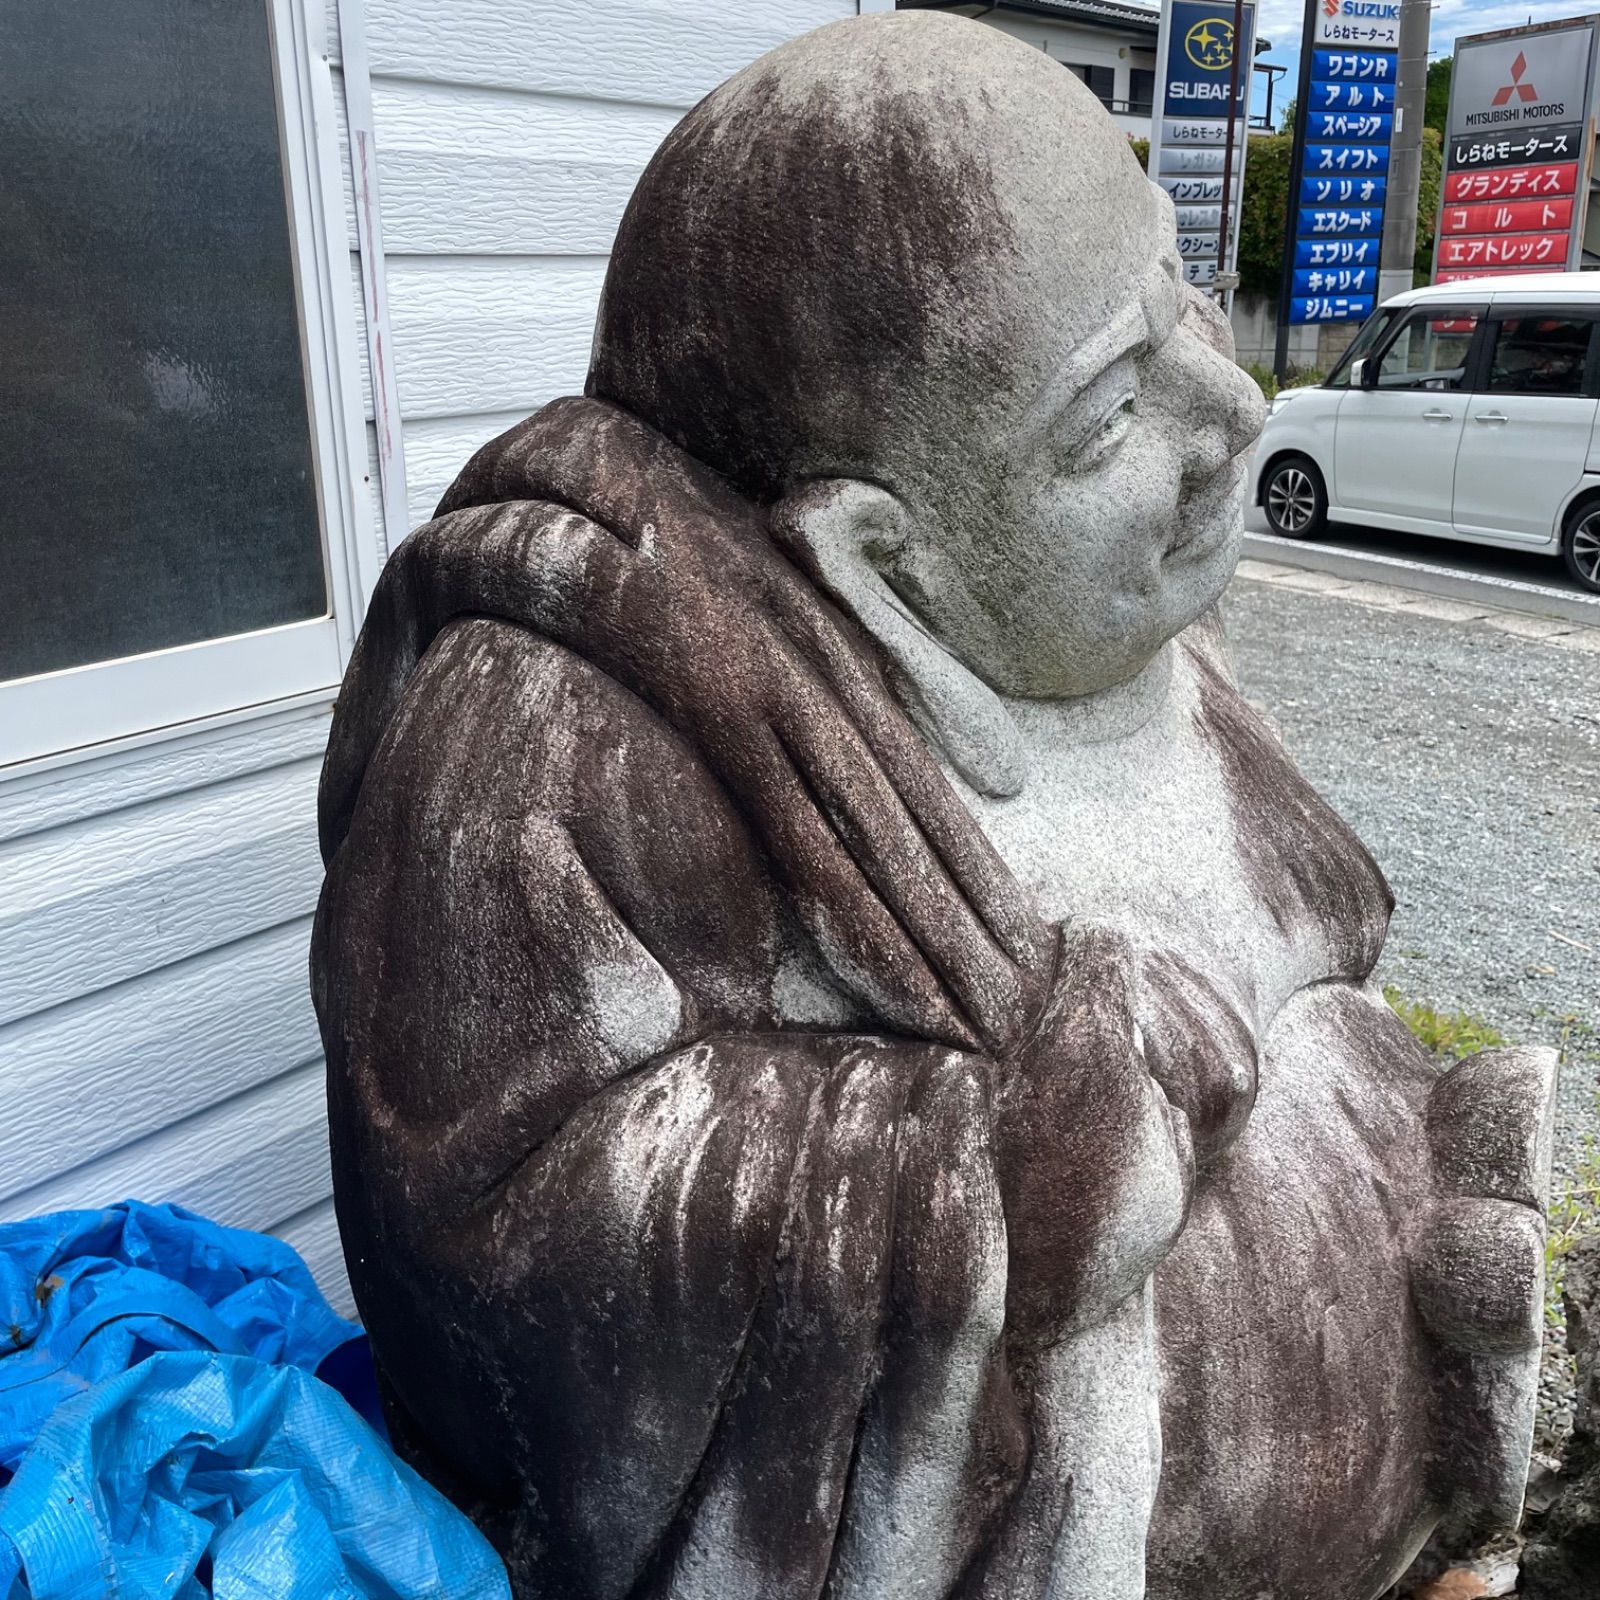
[{"left": 1351, "top": 357, "right": 1369, "bottom": 389}]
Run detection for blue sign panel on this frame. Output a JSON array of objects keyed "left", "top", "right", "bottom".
[
  {"left": 1292, "top": 266, "right": 1377, "bottom": 296},
  {"left": 1162, "top": 0, "right": 1255, "bottom": 117},
  {"left": 1305, "top": 143, "right": 1389, "bottom": 173},
  {"left": 1311, "top": 49, "right": 1395, "bottom": 81},
  {"left": 1301, "top": 174, "right": 1387, "bottom": 204},
  {"left": 1294, "top": 236, "right": 1381, "bottom": 267},
  {"left": 1299, "top": 206, "right": 1383, "bottom": 235},
  {"left": 1152, "top": 0, "right": 1257, "bottom": 291},
  {"left": 1292, "top": 294, "right": 1377, "bottom": 323},
  {"left": 1308, "top": 79, "right": 1394, "bottom": 111},
  {"left": 1307, "top": 111, "right": 1394, "bottom": 142},
  {"left": 1288, "top": 36, "right": 1400, "bottom": 323}
]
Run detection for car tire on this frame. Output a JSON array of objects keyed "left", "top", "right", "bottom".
[
  {"left": 1562, "top": 501, "right": 1600, "bottom": 594},
  {"left": 1262, "top": 454, "right": 1327, "bottom": 541}
]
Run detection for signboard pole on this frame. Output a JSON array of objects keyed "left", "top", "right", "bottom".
[
  {"left": 1217, "top": 0, "right": 1247, "bottom": 309},
  {"left": 1377, "top": 0, "right": 1430, "bottom": 301},
  {"left": 1272, "top": 0, "right": 1318, "bottom": 382}
]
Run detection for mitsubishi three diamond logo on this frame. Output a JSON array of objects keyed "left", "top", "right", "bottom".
[{"left": 1491, "top": 52, "right": 1538, "bottom": 107}]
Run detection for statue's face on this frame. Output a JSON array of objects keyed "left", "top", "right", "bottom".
[{"left": 884, "top": 228, "right": 1267, "bottom": 701}]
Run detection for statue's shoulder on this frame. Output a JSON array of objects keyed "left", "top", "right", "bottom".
[
  {"left": 336, "top": 612, "right": 784, "bottom": 1017},
  {"left": 1175, "top": 621, "right": 1394, "bottom": 982}
]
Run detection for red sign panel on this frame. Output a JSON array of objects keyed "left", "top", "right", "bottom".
[
  {"left": 1438, "top": 232, "right": 1569, "bottom": 268},
  {"left": 1440, "top": 196, "right": 1574, "bottom": 235},
  {"left": 1435, "top": 267, "right": 1550, "bottom": 283},
  {"left": 1443, "top": 161, "right": 1578, "bottom": 202}
]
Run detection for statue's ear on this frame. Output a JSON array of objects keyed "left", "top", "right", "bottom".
[{"left": 772, "top": 479, "right": 1025, "bottom": 799}]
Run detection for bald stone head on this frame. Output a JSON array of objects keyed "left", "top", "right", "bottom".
[
  {"left": 591, "top": 12, "right": 1160, "bottom": 500},
  {"left": 589, "top": 12, "right": 1266, "bottom": 708}
]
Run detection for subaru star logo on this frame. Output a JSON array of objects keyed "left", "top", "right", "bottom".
[{"left": 1183, "top": 17, "right": 1235, "bottom": 70}]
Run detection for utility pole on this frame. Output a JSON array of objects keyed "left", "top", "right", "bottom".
[
  {"left": 1271, "top": 0, "right": 1317, "bottom": 383},
  {"left": 1379, "top": 0, "right": 1431, "bottom": 301}
]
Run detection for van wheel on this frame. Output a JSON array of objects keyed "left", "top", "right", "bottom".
[
  {"left": 1562, "top": 502, "right": 1600, "bottom": 594},
  {"left": 1262, "top": 455, "right": 1327, "bottom": 540}
]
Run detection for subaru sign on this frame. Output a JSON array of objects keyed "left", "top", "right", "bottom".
[{"left": 1147, "top": 0, "right": 1258, "bottom": 297}]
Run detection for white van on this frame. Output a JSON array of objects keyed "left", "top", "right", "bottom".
[{"left": 1253, "top": 271, "right": 1600, "bottom": 593}]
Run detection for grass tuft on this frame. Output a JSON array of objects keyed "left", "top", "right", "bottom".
[{"left": 1382, "top": 985, "right": 1507, "bottom": 1059}]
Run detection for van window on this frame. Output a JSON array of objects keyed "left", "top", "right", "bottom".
[
  {"left": 1325, "top": 308, "right": 1395, "bottom": 388},
  {"left": 1372, "top": 309, "right": 1481, "bottom": 391},
  {"left": 1485, "top": 316, "right": 1592, "bottom": 397}
]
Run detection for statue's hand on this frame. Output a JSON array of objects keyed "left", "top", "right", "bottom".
[{"left": 995, "top": 926, "right": 1195, "bottom": 1351}]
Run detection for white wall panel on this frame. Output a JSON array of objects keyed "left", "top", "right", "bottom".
[
  {"left": 0, "top": 712, "right": 328, "bottom": 846},
  {"left": 0, "top": 760, "right": 322, "bottom": 1028},
  {"left": 343, "top": 79, "right": 678, "bottom": 255},
  {"left": 362, "top": 0, "right": 855, "bottom": 105},
  {"left": 6, "top": 1059, "right": 331, "bottom": 1242},
  {"left": 399, "top": 409, "right": 533, "bottom": 526},
  {"left": 276, "top": 1195, "right": 354, "bottom": 1315},
  {"left": 0, "top": 920, "right": 318, "bottom": 1202}
]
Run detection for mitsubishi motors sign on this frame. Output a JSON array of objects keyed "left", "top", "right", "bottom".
[{"left": 1434, "top": 18, "right": 1600, "bottom": 282}]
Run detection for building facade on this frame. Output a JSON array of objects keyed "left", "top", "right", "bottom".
[{"left": 905, "top": 0, "right": 1162, "bottom": 137}]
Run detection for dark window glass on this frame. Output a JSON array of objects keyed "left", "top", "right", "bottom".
[
  {"left": 1129, "top": 68, "right": 1156, "bottom": 114},
  {"left": 1374, "top": 310, "right": 1481, "bottom": 391},
  {"left": 0, "top": 0, "right": 327, "bottom": 683},
  {"left": 1325, "top": 307, "right": 1396, "bottom": 387},
  {"left": 1486, "top": 317, "right": 1591, "bottom": 396},
  {"left": 1064, "top": 61, "right": 1116, "bottom": 108}
]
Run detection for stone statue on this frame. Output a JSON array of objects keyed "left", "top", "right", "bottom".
[{"left": 311, "top": 15, "right": 1558, "bottom": 1598}]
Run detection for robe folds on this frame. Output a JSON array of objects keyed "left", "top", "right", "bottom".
[{"left": 313, "top": 398, "right": 1407, "bottom": 1599}]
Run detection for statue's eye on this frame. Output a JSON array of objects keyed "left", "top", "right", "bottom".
[{"left": 1071, "top": 390, "right": 1136, "bottom": 472}]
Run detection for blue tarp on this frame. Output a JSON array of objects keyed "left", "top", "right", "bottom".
[
  {"left": 0, "top": 1353, "right": 509, "bottom": 1600},
  {"left": 0, "top": 1203, "right": 374, "bottom": 1476},
  {"left": 0, "top": 1203, "right": 510, "bottom": 1600}
]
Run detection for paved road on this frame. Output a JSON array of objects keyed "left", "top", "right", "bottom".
[
  {"left": 1222, "top": 564, "right": 1600, "bottom": 1174},
  {"left": 1243, "top": 501, "right": 1590, "bottom": 598}
]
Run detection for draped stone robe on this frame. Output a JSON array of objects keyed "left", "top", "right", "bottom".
[{"left": 313, "top": 398, "right": 1555, "bottom": 1600}]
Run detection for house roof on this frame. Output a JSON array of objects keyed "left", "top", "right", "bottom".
[{"left": 901, "top": 0, "right": 1161, "bottom": 38}]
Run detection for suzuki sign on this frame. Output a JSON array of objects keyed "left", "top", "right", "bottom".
[
  {"left": 1314, "top": 0, "right": 1400, "bottom": 51},
  {"left": 1434, "top": 18, "right": 1600, "bottom": 284}
]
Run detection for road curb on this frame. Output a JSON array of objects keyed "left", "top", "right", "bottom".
[{"left": 1241, "top": 531, "right": 1600, "bottom": 628}]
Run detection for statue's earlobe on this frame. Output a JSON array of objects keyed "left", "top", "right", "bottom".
[{"left": 773, "top": 480, "right": 1026, "bottom": 799}]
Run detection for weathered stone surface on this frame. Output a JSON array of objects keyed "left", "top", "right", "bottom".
[
  {"left": 311, "top": 13, "right": 1560, "bottom": 1599},
  {"left": 1521, "top": 1231, "right": 1600, "bottom": 1598}
]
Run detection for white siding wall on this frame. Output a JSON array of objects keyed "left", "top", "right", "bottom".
[
  {"left": 335, "top": 0, "right": 860, "bottom": 546},
  {"left": 0, "top": 709, "right": 348, "bottom": 1305},
  {"left": 0, "top": 0, "right": 858, "bottom": 1321}
]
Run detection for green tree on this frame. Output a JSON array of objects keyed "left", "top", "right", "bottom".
[
  {"left": 1237, "top": 132, "right": 1293, "bottom": 295},
  {"left": 1413, "top": 125, "right": 1443, "bottom": 283},
  {"left": 1424, "top": 57, "right": 1452, "bottom": 134}
]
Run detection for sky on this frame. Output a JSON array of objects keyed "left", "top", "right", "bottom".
[{"left": 1247, "top": 0, "right": 1589, "bottom": 122}]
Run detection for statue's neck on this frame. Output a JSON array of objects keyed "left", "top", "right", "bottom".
[
  {"left": 860, "top": 579, "right": 1176, "bottom": 798},
  {"left": 995, "top": 643, "right": 1175, "bottom": 754}
]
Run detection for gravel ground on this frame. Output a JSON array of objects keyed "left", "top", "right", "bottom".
[{"left": 1222, "top": 577, "right": 1600, "bottom": 1174}]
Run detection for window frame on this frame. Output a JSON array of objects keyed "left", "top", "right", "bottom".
[
  {"left": 0, "top": 0, "right": 378, "bottom": 777},
  {"left": 1364, "top": 303, "right": 1491, "bottom": 393},
  {"left": 1475, "top": 305, "right": 1600, "bottom": 401}
]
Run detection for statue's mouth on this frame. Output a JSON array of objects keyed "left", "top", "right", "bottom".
[{"left": 1165, "top": 454, "right": 1246, "bottom": 564}]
